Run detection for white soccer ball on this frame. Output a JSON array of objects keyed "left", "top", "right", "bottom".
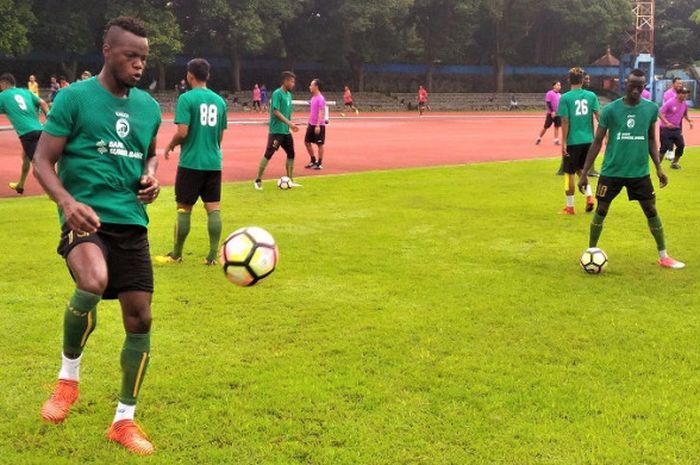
[
  {"left": 580, "top": 247, "right": 608, "bottom": 274},
  {"left": 277, "top": 176, "right": 292, "bottom": 190},
  {"left": 219, "top": 227, "right": 279, "bottom": 286},
  {"left": 665, "top": 150, "right": 675, "bottom": 161}
]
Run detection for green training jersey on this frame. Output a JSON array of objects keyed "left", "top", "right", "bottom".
[
  {"left": 174, "top": 87, "right": 227, "bottom": 171},
  {"left": 598, "top": 98, "right": 658, "bottom": 178},
  {"left": 557, "top": 88, "right": 599, "bottom": 145},
  {"left": 43, "top": 77, "right": 161, "bottom": 227},
  {"left": 0, "top": 87, "right": 43, "bottom": 136},
  {"left": 269, "top": 87, "right": 292, "bottom": 135}
]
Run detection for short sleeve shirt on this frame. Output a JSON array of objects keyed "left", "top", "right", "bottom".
[
  {"left": 269, "top": 87, "right": 292, "bottom": 135},
  {"left": 598, "top": 98, "right": 658, "bottom": 178},
  {"left": 0, "top": 88, "right": 43, "bottom": 136},
  {"left": 43, "top": 78, "right": 162, "bottom": 227},
  {"left": 557, "top": 89, "right": 600, "bottom": 145},
  {"left": 308, "top": 94, "right": 326, "bottom": 126},
  {"left": 174, "top": 87, "right": 227, "bottom": 171}
]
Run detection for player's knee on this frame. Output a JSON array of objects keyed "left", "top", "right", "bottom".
[
  {"left": 263, "top": 150, "right": 274, "bottom": 160},
  {"left": 286, "top": 151, "right": 295, "bottom": 160},
  {"left": 76, "top": 270, "right": 108, "bottom": 295},
  {"left": 595, "top": 205, "right": 609, "bottom": 217},
  {"left": 125, "top": 306, "right": 152, "bottom": 333}
]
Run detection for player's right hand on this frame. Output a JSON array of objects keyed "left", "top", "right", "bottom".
[
  {"left": 562, "top": 145, "right": 568, "bottom": 157},
  {"left": 658, "top": 170, "right": 668, "bottom": 188},
  {"left": 577, "top": 175, "right": 589, "bottom": 195},
  {"left": 290, "top": 123, "right": 299, "bottom": 133},
  {"left": 62, "top": 200, "right": 101, "bottom": 234}
]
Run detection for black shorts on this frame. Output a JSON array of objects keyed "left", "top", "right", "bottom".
[
  {"left": 659, "top": 127, "right": 685, "bottom": 157},
  {"left": 57, "top": 223, "right": 153, "bottom": 300},
  {"left": 175, "top": 166, "right": 222, "bottom": 205},
  {"left": 418, "top": 101, "right": 427, "bottom": 108},
  {"left": 264, "top": 133, "right": 295, "bottom": 159},
  {"left": 596, "top": 175, "right": 655, "bottom": 203},
  {"left": 304, "top": 125, "right": 326, "bottom": 145},
  {"left": 19, "top": 130, "right": 41, "bottom": 160},
  {"left": 544, "top": 114, "right": 562, "bottom": 129},
  {"left": 563, "top": 144, "right": 590, "bottom": 174},
  {"left": 344, "top": 101, "right": 354, "bottom": 107}
]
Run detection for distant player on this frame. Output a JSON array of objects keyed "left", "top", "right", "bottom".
[
  {"left": 658, "top": 87, "right": 693, "bottom": 170},
  {"left": 342, "top": 85, "right": 359, "bottom": 116},
  {"left": 536, "top": 81, "right": 562, "bottom": 145},
  {"left": 662, "top": 77, "right": 684, "bottom": 160},
  {"left": 254, "top": 71, "right": 301, "bottom": 190},
  {"left": 252, "top": 83, "right": 261, "bottom": 112},
  {"left": 157, "top": 58, "right": 227, "bottom": 265},
  {"left": 304, "top": 78, "right": 326, "bottom": 170},
  {"left": 28, "top": 74, "right": 39, "bottom": 96},
  {"left": 663, "top": 77, "right": 683, "bottom": 103},
  {"left": 557, "top": 67, "right": 599, "bottom": 214},
  {"left": 32, "top": 17, "right": 162, "bottom": 454},
  {"left": 418, "top": 85, "right": 429, "bottom": 116},
  {"left": 0, "top": 73, "right": 49, "bottom": 194},
  {"left": 578, "top": 69, "right": 685, "bottom": 269}
]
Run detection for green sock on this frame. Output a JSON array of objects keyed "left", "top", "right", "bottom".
[
  {"left": 589, "top": 212, "right": 605, "bottom": 247},
  {"left": 207, "top": 210, "right": 222, "bottom": 262},
  {"left": 172, "top": 209, "right": 191, "bottom": 258},
  {"left": 256, "top": 158, "right": 269, "bottom": 180},
  {"left": 63, "top": 288, "right": 101, "bottom": 355},
  {"left": 119, "top": 332, "right": 150, "bottom": 405},
  {"left": 286, "top": 159, "right": 294, "bottom": 179},
  {"left": 18, "top": 156, "right": 30, "bottom": 188},
  {"left": 647, "top": 215, "right": 666, "bottom": 251}
]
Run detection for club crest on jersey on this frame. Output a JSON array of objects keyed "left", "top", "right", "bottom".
[
  {"left": 626, "top": 117, "right": 636, "bottom": 129},
  {"left": 116, "top": 118, "right": 130, "bottom": 138}
]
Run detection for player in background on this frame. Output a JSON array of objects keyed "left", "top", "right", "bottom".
[
  {"left": 536, "top": 81, "right": 562, "bottom": 145},
  {"left": 418, "top": 85, "right": 429, "bottom": 116},
  {"left": 578, "top": 69, "right": 685, "bottom": 269},
  {"left": 252, "top": 83, "right": 261, "bottom": 112},
  {"left": 662, "top": 78, "right": 684, "bottom": 160},
  {"left": 28, "top": 74, "right": 39, "bottom": 96},
  {"left": 304, "top": 78, "right": 326, "bottom": 170},
  {"left": 0, "top": 73, "right": 49, "bottom": 194},
  {"left": 658, "top": 87, "right": 693, "bottom": 170},
  {"left": 341, "top": 85, "right": 359, "bottom": 116},
  {"left": 557, "top": 67, "right": 599, "bottom": 214},
  {"left": 260, "top": 84, "right": 269, "bottom": 112},
  {"left": 156, "top": 58, "right": 227, "bottom": 265},
  {"left": 663, "top": 77, "right": 683, "bottom": 103},
  {"left": 254, "top": 71, "right": 301, "bottom": 190},
  {"left": 49, "top": 75, "right": 60, "bottom": 102},
  {"left": 32, "top": 17, "right": 162, "bottom": 455}
]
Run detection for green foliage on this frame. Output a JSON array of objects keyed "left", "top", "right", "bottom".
[
  {"left": 2, "top": 151, "right": 700, "bottom": 463},
  {"left": 656, "top": 0, "right": 700, "bottom": 65},
  {"left": 0, "top": 0, "right": 36, "bottom": 56}
]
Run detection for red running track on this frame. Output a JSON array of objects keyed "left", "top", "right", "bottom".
[{"left": 1, "top": 112, "right": 699, "bottom": 198}]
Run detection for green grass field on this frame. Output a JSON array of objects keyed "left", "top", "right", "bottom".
[{"left": 1, "top": 149, "right": 700, "bottom": 465}]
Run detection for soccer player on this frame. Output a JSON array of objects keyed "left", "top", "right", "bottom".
[
  {"left": 252, "top": 83, "right": 261, "bottom": 112},
  {"left": 658, "top": 87, "right": 693, "bottom": 170},
  {"left": 156, "top": 58, "right": 227, "bottom": 265},
  {"left": 663, "top": 77, "right": 683, "bottom": 103},
  {"left": 418, "top": 85, "right": 429, "bottom": 116},
  {"left": 536, "top": 81, "right": 562, "bottom": 145},
  {"left": 28, "top": 74, "right": 39, "bottom": 96},
  {"left": 557, "top": 68, "right": 599, "bottom": 215},
  {"left": 304, "top": 78, "right": 326, "bottom": 170},
  {"left": 341, "top": 85, "right": 359, "bottom": 116},
  {"left": 0, "top": 73, "right": 49, "bottom": 194},
  {"left": 578, "top": 69, "right": 685, "bottom": 269},
  {"left": 32, "top": 17, "right": 162, "bottom": 455},
  {"left": 253, "top": 71, "right": 300, "bottom": 190}
]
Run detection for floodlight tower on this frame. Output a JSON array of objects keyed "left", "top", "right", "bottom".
[{"left": 623, "top": 0, "right": 656, "bottom": 96}]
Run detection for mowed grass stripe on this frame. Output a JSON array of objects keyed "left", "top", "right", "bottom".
[{"left": 1, "top": 149, "right": 699, "bottom": 464}]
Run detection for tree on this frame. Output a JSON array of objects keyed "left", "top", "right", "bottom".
[
  {"left": 0, "top": 0, "right": 35, "bottom": 56},
  {"left": 30, "top": 0, "right": 102, "bottom": 81},
  {"left": 656, "top": 0, "right": 700, "bottom": 66}
]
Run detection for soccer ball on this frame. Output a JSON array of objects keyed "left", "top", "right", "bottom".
[
  {"left": 219, "top": 227, "right": 279, "bottom": 286},
  {"left": 277, "top": 176, "right": 292, "bottom": 190},
  {"left": 580, "top": 247, "right": 608, "bottom": 274}
]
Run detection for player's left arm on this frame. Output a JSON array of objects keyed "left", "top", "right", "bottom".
[
  {"left": 560, "top": 117, "right": 569, "bottom": 156},
  {"left": 684, "top": 107, "right": 693, "bottom": 129},
  {"left": 139, "top": 137, "right": 161, "bottom": 203},
  {"left": 648, "top": 122, "right": 667, "bottom": 188},
  {"left": 164, "top": 124, "right": 189, "bottom": 160}
]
